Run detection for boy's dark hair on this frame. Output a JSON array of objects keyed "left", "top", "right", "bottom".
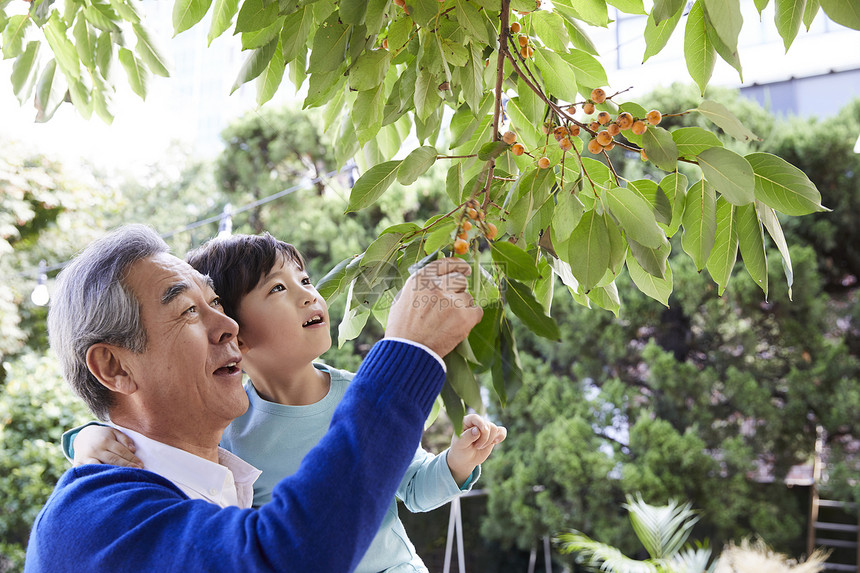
[{"left": 186, "top": 233, "right": 305, "bottom": 323}]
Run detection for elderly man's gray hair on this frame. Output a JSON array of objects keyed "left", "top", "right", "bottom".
[{"left": 48, "top": 224, "right": 169, "bottom": 421}]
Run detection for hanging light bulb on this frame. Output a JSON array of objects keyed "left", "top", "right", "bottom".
[
  {"left": 217, "top": 203, "right": 233, "bottom": 238},
  {"left": 31, "top": 259, "right": 50, "bottom": 306}
]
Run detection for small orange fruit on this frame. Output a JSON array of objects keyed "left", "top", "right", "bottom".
[
  {"left": 502, "top": 131, "right": 517, "bottom": 144},
  {"left": 510, "top": 22, "right": 521, "bottom": 34},
  {"left": 537, "top": 156, "right": 551, "bottom": 169},
  {"left": 486, "top": 222, "right": 498, "bottom": 240},
  {"left": 616, "top": 112, "right": 633, "bottom": 130},
  {"left": 462, "top": 220, "right": 473, "bottom": 232},
  {"left": 453, "top": 238, "right": 469, "bottom": 254},
  {"left": 518, "top": 35, "right": 528, "bottom": 48},
  {"left": 582, "top": 102, "right": 595, "bottom": 115},
  {"left": 640, "top": 149, "right": 648, "bottom": 161},
  {"left": 589, "top": 121, "right": 600, "bottom": 131},
  {"left": 631, "top": 120, "right": 647, "bottom": 135},
  {"left": 646, "top": 110, "right": 662, "bottom": 125},
  {"left": 607, "top": 123, "right": 620, "bottom": 136},
  {"left": 568, "top": 124, "right": 581, "bottom": 136},
  {"left": 566, "top": 105, "right": 576, "bottom": 114},
  {"left": 587, "top": 138, "right": 603, "bottom": 154},
  {"left": 559, "top": 137, "right": 573, "bottom": 151},
  {"left": 511, "top": 143, "right": 525, "bottom": 156},
  {"left": 596, "top": 130, "right": 612, "bottom": 146},
  {"left": 590, "top": 88, "right": 606, "bottom": 104},
  {"left": 597, "top": 111, "right": 611, "bottom": 125},
  {"left": 553, "top": 126, "right": 568, "bottom": 140},
  {"left": 467, "top": 207, "right": 478, "bottom": 219}
]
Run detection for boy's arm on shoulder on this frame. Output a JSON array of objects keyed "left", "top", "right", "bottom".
[{"left": 61, "top": 421, "right": 108, "bottom": 462}]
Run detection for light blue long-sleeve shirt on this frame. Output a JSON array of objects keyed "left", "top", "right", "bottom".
[{"left": 220, "top": 363, "right": 479, "bottom": 573}]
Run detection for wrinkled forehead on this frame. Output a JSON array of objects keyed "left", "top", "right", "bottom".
[{"left": 126, "top": 252, "right": 214, "bottom": 305}]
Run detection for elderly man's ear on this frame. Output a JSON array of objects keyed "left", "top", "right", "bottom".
[{"left": 86, "top": 344, "right": 138, "bottom": 395}]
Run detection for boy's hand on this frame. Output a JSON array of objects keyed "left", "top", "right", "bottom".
[
  {"left": 73, "top": 425, "right": 143, "bottom": 469},
  {"left": 447, "top": 413, "right": 506, "bottom": 486}
]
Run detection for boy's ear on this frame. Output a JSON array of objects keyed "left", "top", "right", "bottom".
[{"left": 86, "top": 344, "right": 138, "bottom": 395}]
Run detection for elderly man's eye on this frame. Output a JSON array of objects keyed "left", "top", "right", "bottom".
[{"left": 211, "top": 297, "right": 222, "bottom": 308}]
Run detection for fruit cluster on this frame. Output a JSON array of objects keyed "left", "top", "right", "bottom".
[
  {"left": 453, "top": 199, "right": 498, "bottom": 254},
  {"left": 510, "top": 22, "right": 534, "bottom": 58}
]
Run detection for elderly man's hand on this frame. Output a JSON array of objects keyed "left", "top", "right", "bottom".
[{"left": 385, "top": 258, "right": 483, "bottom": 357}]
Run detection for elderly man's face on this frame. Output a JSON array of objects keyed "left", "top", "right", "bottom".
[{"left": 122, "top": 252, "right": 248, "bottom": 435}]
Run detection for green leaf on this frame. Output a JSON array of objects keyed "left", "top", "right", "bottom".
[
  {"left": 693, "top": 100, "right": 760, "bottom": 142},
  {"left": 706, "top": 197, "right": 738, "bottom": 295},
  {"left": 684, "top": 0, "right": 716, "bottom": 95},
  {"left": 681, "top": 179, "right": 717, "bottom": 271},
  {"left": 697, "top": 147, "right": 755, "bottom": 206},
  {"left": 241, "top": 16, "right": 284, "bottom": 50},
  {"left": 775, "top": 0, "right": 805, "bottom": 50},
  {"left": 468, "top": 301, "right": 500, "bottom": 370},
  {"left": 397, "top": 145, "right": 437, "bottom": 185},
  {"left": 553, "top": 0, "right": 609, "bottom": 27},
  {"left": 354, "top": 84, "right": 385, "bottom": 139},
  {"left": 34, "top": 59, "right": 66, "bottom": 123},
  {"left": 606, "top": 186, "right": 666, "bottom": 248},
  {"left": 550, "top": 190, "right": 585, "bottom": 254},
  {"left": 626, "top": 246, "right": 673, "bottom": 307},
  {"left": 96, "top": 31, "right": 113, "bottom": 76},
  {"left": 118, "top": 47, "right": 147, "bottom": 98},
  {"left": 757, "top": 201, "right": 793, "bottom": 298},
  {"left": 44, "top": 13, "right": 80, "bottom": 81},
  {"left": 533, "top": 47, "right": 579, "bottom": 103},
  {"left": 478, "top": 140, "right": 509, "bottom": 162},
  {"left": 256, "top": 35, "right": 284, "bottom": 105},
  {"left": 11, "top": 41, "right": 39, "bottom": 97},
  {"left": 134, "top": 23, "right": 170, "bottom": 77},
  {"left": 559, "top": 49, "right": 608, "bottom": 92},
  {"left": 308, "top": 14, "right": 349, "bottom": 73},
  {"left": 3, "top": 15, "right": 31, "bottom": 59},
  {"left": 567, "top": 209, "right": 610, "bottom": 292},
  {"left": 173, "top": 0, "right": 212, "bottom": 35},
  {"left": 414, "top": 67, "right": 440, "bottom": 121},
  {"left": 459, "top": 44, "right": 484, "bottom": 114},
  {"left": 702, "top": 0, "right": 742, "bottom": 53},
  {"left": 348, "top": 48, "right": 391, "bottom": 91},
  {"left": 280, "top": 7, "right": 312, "bottom": 63},
  {"left": 339, "top": 0, "right": 367, "bottom": 25},
  {"left": 338, "top": 291, "right": 370, "bottom": 346},
  {"left": 82, "top": 4, "right": 120, "bottom": 32},
  {"left": 642, "top": 126, "right": 678, "bottom": 172},
  {"left": 230, "top": 37, "right": 277, "bottom": 93},
  {"left": 234, "top": 0, "right": 276, "bottom": 34},
  {"left": 365, "top": 0, "right": 388, "bottom": 35},
  {"left": 531, "top": 10, "right": 569, "bottom": 52},
  {"left": 445, "top": 350, "right": 483, "bottom": 412},
  {"left": 73, "top": 17, "right": 95, "bottom": 70},
  {"left": 491, "top": 242, "right": 542, "bottom": 281},
  {"left": 304, "top": 67, "right": 346, "bottom": 109},
  {"left": 446, "top": 162, "right": 464, "bottom": 205},
  {"left": 803, "top": 0, "right": 820, "bottom": 30},
  {"left": 703, "top": 8, "right": 742, "bottom": 79},
  {"left": 627, "top": 237, "right": 669, "bottom": 278},
  {"left": 658, "top": 171, "right": 688, "bottom": 237},
  {"left": 629, "top": 179, "right": 671, "bottom": 226},
  {"left": 208, "top": 0, "right": 239, "bottom": 45},
  {"left": 504, "top": 278, "right": 561, "bottom": 341},
  {"left": 652, "top": 0, "right": 685, "bottom": 22},
  {"left": 736, "top": 203, "right": 768, "bottom": 298},
  {"left": 316, "top": 256, "right": 356, "bottom": 301},
  {"left": 347, "top": 160, "right": 403, "bottom": 212},
  {"left": 456, "top": 0, "right": 492, "bottom": 44},
  {"left": 68, "top": 77, "right": 93, "bottom": 119},
  {"left": 755, "top": 0, "right": 771, "bottom": 12},
  {"left": 491, "top": 312, "right": 522, "bottom": 406},
  {"left": 672, "top": 126, "right": 723, "bottom": 158},
  {"left": 604, "top": 210, "right": 628, "bottom": 275},
  {"left": 608, "top": 0, "right": 646, "bottom": 14},
  {"left": 387, "top": 14, "right": 413, "bottom": 52},
  {"left": 109, "top": 0, "right": 140, "bottom": 23},
  {"left": 819, "top": 0, "right": 860, "bottom": 30},
  {"left": 440, "top": 380, "right": 466, "bottom": 435},
  {"left": 643, "top": 5, "right": 682, "bottom": 62},
  {"left": 746, "top": 152, "right": 826, "bottom": 215}
]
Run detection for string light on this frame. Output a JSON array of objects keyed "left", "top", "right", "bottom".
[{"left": 30, "top": 260, "right": 49, "bottom": 306}]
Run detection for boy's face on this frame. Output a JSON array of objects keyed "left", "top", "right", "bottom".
[{"left": 235, "top": 255, "right": 332, "bottom": 372}]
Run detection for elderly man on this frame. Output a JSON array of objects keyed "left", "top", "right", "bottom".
[{"left": 25, "top": 224, "right": 482, "bottom": 572}]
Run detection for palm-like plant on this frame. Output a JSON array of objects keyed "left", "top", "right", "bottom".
[{"left": 556, "top": 494, "right": 716, "bottom": 573}]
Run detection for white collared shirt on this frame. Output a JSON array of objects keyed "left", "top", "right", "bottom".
[{"left": 113, "top": 425, "right": 262, "bottom": 508}]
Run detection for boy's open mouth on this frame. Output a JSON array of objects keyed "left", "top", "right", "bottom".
[{"left": 302, "top": 315, "right": 324, "bottom": 327}]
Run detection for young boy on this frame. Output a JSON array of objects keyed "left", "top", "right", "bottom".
[{"left": 69, "top": 232, "right": 506, "bottom": 572}]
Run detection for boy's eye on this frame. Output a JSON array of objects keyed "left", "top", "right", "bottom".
[
  {"left": 301, "top": 277, "right": 312, "bottom": 285},
  {"left": 270, "top": 284, "right": 285, "bottom": 294}
]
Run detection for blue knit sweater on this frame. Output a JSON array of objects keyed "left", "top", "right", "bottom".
[{"left": 25, "top": 340, "right": 445, "bottom": 573}]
